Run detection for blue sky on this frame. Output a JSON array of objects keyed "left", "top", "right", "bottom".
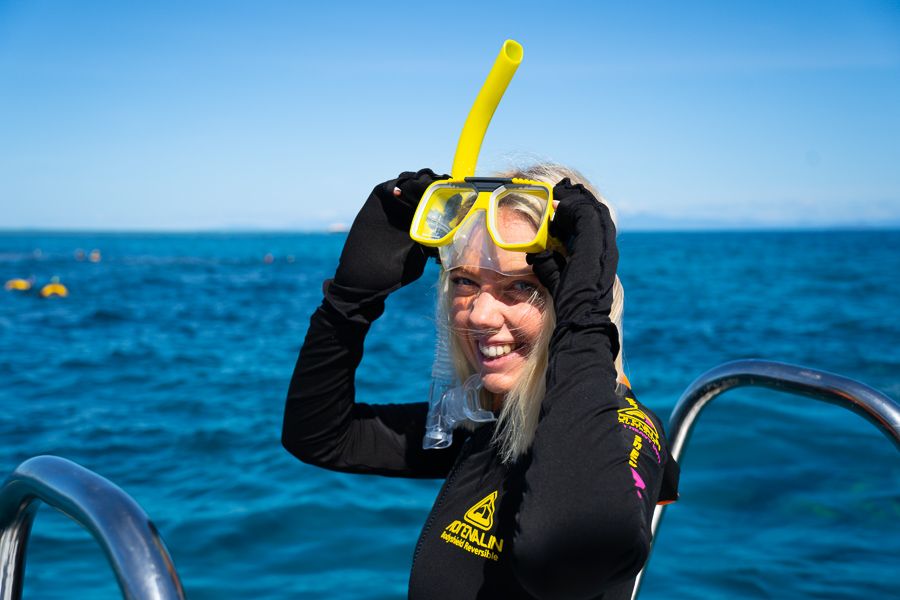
[{"left": 1, "top": 0, "right": 898, "bottom": 230}]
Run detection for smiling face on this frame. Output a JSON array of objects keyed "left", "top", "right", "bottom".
[
  {"left": 444, "top": 206, "right": 546, "bottom": 398},
  {"left": 447, "top": 206, "right": 548, "bottom": 399},
  {"left": 449, "top": 265, "right": 546, "bottom": 397}
]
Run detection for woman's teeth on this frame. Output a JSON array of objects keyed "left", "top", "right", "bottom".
[{"left": 479, "top": 343, "right": 515, "bottom": 358}]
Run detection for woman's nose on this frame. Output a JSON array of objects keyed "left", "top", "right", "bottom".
[{"left": 468, "top": 290, "right": 505, "bottom": 330}]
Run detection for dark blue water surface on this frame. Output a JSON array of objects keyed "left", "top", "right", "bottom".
[{"left": 1, "top": 230, "right": 898, "bottom": 599}]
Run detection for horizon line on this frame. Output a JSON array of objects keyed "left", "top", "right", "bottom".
[{"left": 2, "top": 224, "right": 899, "bottom": 235}]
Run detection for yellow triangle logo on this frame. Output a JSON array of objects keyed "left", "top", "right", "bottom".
[{"left": 464, "top": 491, "right": 497, "bottom": 531}]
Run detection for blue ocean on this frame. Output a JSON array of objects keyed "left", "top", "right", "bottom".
[{"left": 1, "top": 230, "right": 897, "bottom": 599}]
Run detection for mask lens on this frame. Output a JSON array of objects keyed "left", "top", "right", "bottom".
[
  {"left": 490, "top": 185, "right": 550, "bottom": 246},
  {"left": 415, "top": 184, "right": 478, "bottom": 242}
]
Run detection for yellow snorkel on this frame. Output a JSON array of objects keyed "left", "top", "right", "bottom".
[{"left": 451, "top": 39, "right": 523, "bottom": 179}]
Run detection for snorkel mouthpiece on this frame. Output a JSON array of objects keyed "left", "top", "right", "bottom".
[
  {"left": 423, "top": 40, "right": 523, "bottom": 450},
  {"left": 424, "top": 374, "right": 494, "bottom": 449}
]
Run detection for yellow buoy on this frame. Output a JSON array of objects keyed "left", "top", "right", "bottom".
[
  {"left": 40, "top": 283, "right": 68, "bottom": 298},
  {"left": 40, "top": 277, "right": 68, "bottom": 298},
  {"left": 4, "top": 278, "right": 33, "bottom": 291}
]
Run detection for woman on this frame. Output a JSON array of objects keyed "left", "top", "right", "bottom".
[{"left": 283, "top": 165, "right": 678, "bottom": 599}]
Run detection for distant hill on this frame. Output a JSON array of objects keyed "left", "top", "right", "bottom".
[{"left": 617, "top": 213, "right": 900, "bottom": 232}]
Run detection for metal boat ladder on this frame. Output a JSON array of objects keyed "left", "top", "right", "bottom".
[
  {"left": 632, "top": 359, "right": 900, "bottom": 599},
  {"left": 0, "top": 455, "right": 184, "bottom": 600}
]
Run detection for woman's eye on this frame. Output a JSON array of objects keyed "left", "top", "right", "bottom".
[
  {"left": 511, "top": 280, "right": 538, "bottom": 294},
  {"left": 451, "top": 276, "right": 478, "bottom": 289}
]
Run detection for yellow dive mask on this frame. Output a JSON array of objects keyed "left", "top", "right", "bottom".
[
  {"left": 409, "top": 176, "right": 554, "bottom": 253},
  {"left": 411, "top": 39, "right": 560, "bottom": 258}
]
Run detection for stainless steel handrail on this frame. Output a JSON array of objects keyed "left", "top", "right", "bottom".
[
  {"left": 0, "top": 456, "right": 185, "bottom": 600},
  {"left": 633, "top": 359, "right": 900, "bottom": 599}
]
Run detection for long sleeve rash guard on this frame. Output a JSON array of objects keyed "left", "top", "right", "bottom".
[{"left": 283, "top": 295, "right": 679, "bottom": 599}]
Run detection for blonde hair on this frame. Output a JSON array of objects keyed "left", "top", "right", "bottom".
[{"left": 439, "top": 164, "right": 625, "bottom": 464}]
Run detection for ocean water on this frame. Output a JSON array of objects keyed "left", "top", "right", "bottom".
[{"left": 0, "top": 230, "right": 897, "bottom": 599}]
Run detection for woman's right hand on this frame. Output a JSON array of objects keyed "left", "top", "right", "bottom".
[{"left": 328, "top": 168, "right": 447, "bottom": 322}]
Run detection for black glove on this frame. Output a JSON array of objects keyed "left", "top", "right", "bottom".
[
  {"left": 327, "top": 168, "right": 447, "bottom": 324},
  {"left": 526, "top": 178, "right": 619, "bottom": 353}
]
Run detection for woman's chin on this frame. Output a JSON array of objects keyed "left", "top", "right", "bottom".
[
  {"left": 473, "top": 347, "right": 527, "bottom": 396},
  {"left": 480, "top": 373, "right": 516, "bottom": 396}
]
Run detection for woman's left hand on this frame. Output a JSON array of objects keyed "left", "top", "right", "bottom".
[{"left": 526, "top": 178, "right": 618, "bottom": 327}]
